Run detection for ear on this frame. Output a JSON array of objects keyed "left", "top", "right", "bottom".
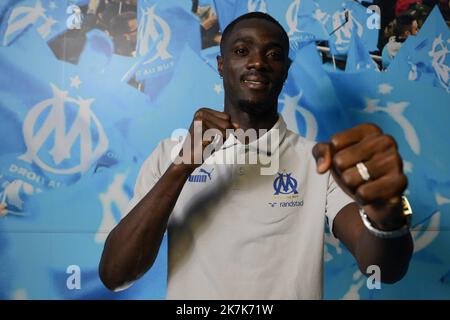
[
  {"left": 283, "top": 58, "right": 292, "bottom": 82},
  {"left": 217, "top": 55, "right": 224, "bottom": 77}
]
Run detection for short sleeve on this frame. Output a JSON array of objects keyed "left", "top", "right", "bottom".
[
  {"left": 325, "top": 173, "right": 355, "bottom": 239},
  {"left": 126, "top": 140, "right": 176, "bottom": 214}
]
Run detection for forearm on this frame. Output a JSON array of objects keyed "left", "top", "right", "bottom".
[
  {"left": 355, "top": 225, "right": 413, "bottom": 284},
  {"left": 99, "top": 162, "right": 193, "bottom": 290},
  {"left": 334, "top": 202, "right": 414, "bottom": 284}
]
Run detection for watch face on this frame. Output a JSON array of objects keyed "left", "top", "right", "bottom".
[
  {"left": 402, "top": 196, "right": 413, "bottom": 216},
  {"left": 402, "top": 196, "right": 413, "bottom": 227}
]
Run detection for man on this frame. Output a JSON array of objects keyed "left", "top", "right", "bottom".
[
  {"left": 99, "top": 12, "right": 413, "bottom": 299},
  {"left": 109, "top": 11, "right": 138, "bottom": 56},
  {"left": 382, "top": 11, "right": 419, "bottom": 68}
]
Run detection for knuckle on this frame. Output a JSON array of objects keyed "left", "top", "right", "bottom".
[
  {"left": 330, "top": 134, "right": 341, "bottom": 149},
  {"left": 383, "top": 134, "right": 398, "bottom": 149},
  {"left": 382, "top": 151, "right": 403, "bottom": 174},
  {"left": 393, "top": 153, "right": 403, "bottom": 172},
  {"left": 375, "top": 134, "right": 394, "bottom": 150},
  {"left": 356, "top": 186, "right": 370, "bottom": 203},
  {"left": 194, "top": 109, "right": 204, "bottom": 119},
  {"left": 397, "top": 173, "right": 408, "bottom": 191},
  {"left": 332, "top": 154, "right": 345, "bottom": 170},
  {"left": 341, "top": 171, "right": 354, "bottom": 188},
  {"left": 363, "top": 123, "right": 382, "bottom": 134},
  {"left": 312, "top": 143, "right": 324, "bottom": 158},
  {"left": 385, "top": 152, "right": 399, "bottom": 166}
]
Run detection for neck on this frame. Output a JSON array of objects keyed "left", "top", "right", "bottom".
[{"left": 224, "top": 99, "right": 279, "bottom": 135}]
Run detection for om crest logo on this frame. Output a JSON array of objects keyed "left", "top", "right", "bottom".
[
  {"left": 137, "top": 4, "right": 172, "bottom": 65},
  {"left": 19, "top": 83, "right": 108, "bottom": 175},
  {"left": 248, "top": 0, "right": 267, "bottom": 13},
  {"left": 429, "top": 34, "right": 450, "bottom": 92},
  {"left": 332, "top": 10, "right": 363, "bottom": 52},
  {"left": 3, "top": 0, "right": 57, "bottom": 45},
  {"left": 286, "top": 0, "right": 302, "bottom": 36},
  {"left": 273, "top": 172, "right": 299, "bottom": 195}
]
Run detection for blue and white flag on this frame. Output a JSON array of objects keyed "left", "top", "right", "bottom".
[
  {"left": 0, "top": 27, "right": 149, "bottom": 217},
  {"left": 201, "top": 45, "right": 221, "bottom": 73},
  {"left": 327, "top": 70, "right": 450, "bottom": 224},
  {"left": 127, "top": 45, "right": 224, "bottom": 157},
  {"left": 315, "top": 0, "right": 378, "bottom": 55},
  {"left": 77, "top": 28, "right": 142, "bottom": 87},
  {"left": 212, "top": 0, "right": 236, "bottom": 32},
  {"left": 77, "top": 29, "right": 115, "bottom": 75},
  {"left": 285, "top": 0, "right": 329, "bottom": 46},
  {"left": 0, "top": 0, "right": 88, "bottom": 47},
  {"left": 213, "top": 0, "right": 269, "bottom": 32},
  {"left": 0, "top": 160, "right": 167, "bottom": 299},
  {"left": 281, "top": 41, "right": 351, "bottom": 141},
  {"left": 214, "top": 0, "right": 329, "bottom": 50},
  {"left": 0, "top": 25, "right": 170, "bottom": 300},
  {"left": 233, "top": 0, "right": 269, "bottom": 17},
  {"left": 0, "top": 0, "right": 16, "bottom": 19},
  {"left": 388, "top": 6, "right": 450, "bottom": 93},
  {"left": 434, "top": 181, "right": 450, "bottom": 230},
  {"left": 345, "top": 24, "right": 379, "bottom": 72},
  {"left": 135, "top": 0, "right": 201, "bottom": 83}
]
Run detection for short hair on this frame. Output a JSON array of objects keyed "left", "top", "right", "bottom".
[
  {"left": 219, "top": 12, "right": 290, "bottom": 56},
  {"left": 395, "top": 11, "right": 416, "bottom": 37}
]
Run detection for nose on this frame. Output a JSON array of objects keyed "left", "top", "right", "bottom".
[{"left": 246, "top": 50, "right": 269, "bottom": 71}]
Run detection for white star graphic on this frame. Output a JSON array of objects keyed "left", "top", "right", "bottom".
[
  {"left": 378, "top": 83, "right": 393, "bottom": 95},
  {"left": 70, "top": 76, "right": 82, "bottom": 89},
  {"left": 38, "top": 16, "right": 57, "bottom": 39},
  {"left": 48, "top": 1, "right": 57, "bottom": 10},
  {"left": 363, "top": 98, "right": 381, "bottom": 112},
  {"left": 213, "top": 83, "right": 223, "bottom": 94},
  {"left": 403, "top": 160, "right": 413, "bottom": 173}
]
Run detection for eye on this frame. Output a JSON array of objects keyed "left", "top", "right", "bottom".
[
  {"left": 234, "top": 47, "right": 248, "bottom": 56},
  {"left": 267, "top": 50, "right": 283, "bottom": 60}
]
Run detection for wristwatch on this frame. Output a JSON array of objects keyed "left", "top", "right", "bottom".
[{"left": 359, "top": 196, "right": 413, "bottom": 239}]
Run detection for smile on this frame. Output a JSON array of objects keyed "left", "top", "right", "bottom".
[
  {"left": 244, "top": 80, "right": 267, "bottom": 85},
  {"left": 241, "top": 78, "right": 270, "bottom": 89}
]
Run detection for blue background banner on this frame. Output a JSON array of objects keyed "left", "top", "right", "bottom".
[{"left": 0, "top": 0, "right": 449, "bottom": 299}]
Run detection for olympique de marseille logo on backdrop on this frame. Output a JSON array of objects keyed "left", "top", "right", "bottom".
[
  {"left": 248, "top": 0, "right": 267, "bottom": 13},
  {"left": 2, "top": 0, "right": 57, "bottom": 46},
  {"left": 19, "top": 83, "right": 109, "bottom": 175},
  {"left": 286, "top": 0, "right": 302, "bottom": 36},
  {"left": 137, "top": 4, "right": 172, "bottom": 65}
]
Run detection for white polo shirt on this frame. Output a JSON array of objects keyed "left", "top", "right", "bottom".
[{"left": 128, "top": 116, "right": 354, "bottom": 299}]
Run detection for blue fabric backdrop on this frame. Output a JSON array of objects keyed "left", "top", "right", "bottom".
[{"left": 0, "top": 0, "right": 448, "bottom": 299}]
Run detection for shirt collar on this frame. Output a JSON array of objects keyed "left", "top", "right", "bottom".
[{"left": 223, "top": 114, "right": 287, "bottom": 155}]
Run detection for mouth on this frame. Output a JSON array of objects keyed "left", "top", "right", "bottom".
[{"left": 241, "top": 75, "right": 270, "bottom": 89}]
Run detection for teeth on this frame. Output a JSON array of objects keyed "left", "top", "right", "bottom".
[{"left": 244, "top": 80, "right": 264, "bottom": 84}]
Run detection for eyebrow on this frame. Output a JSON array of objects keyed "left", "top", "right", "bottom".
[
  {"left": 231, "top": 37, "right": 254, "bottom": 45},
  {"left": 231, "top": 37, "right": 285, "bottom": 50}
]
